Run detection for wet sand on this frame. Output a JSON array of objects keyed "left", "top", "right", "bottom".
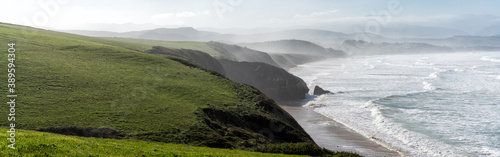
[{"left": 280, "top": 102, "right": 401, "bottom": 157}]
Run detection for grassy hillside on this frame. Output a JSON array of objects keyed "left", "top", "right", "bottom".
[
  {"left": 0, "top": 23, "right": 315, "bottom": 147},
  {"left": 0, "top": 24, "right": 153, "bottom": 52},
  {"left": 206, "top": 41, "right": 280, "bottom": 67},
  {"left": 145, "top": 46, "right": 226, "bottom": 75},
  {"left": 1, "top": 23, "right": 221, "bottom": 133},
  {"left": 102, "top": 37, "right": 222, "bottom": 56},
  {"left": 0, "top": 128, "right": 304, "bottom": 157}
]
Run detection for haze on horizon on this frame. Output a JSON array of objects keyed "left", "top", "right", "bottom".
[{"left": 2, "top": 0, "right": 500, "bottom": 36}]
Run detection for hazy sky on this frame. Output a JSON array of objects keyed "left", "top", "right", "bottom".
[{"left": 2, "top": 0, "right": 500, "bottom": 32}]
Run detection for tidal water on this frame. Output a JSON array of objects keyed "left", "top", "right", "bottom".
[{"left": 291, "top": 52, "right": 500, "bottom": 156}]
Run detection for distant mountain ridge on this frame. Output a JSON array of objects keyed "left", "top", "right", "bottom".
[
  {"left": 64, "top": 27, "right": 235, "bottom": 41},
  {"left": 63, "top": 27, "right": 500, "bottom": 57},
  {"left": 237, "top": 39, "right": 346, "bottom": 57}
]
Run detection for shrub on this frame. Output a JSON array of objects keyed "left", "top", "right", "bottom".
[
  {"left": 257, "top": 143, "right": 362, "bottom": 157},
  {"left": 35, "top": 126, "right": 124, "bottom": 139}
]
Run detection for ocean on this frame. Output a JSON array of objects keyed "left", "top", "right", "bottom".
[{"left": 290, "top": 52, "right": 500, "bottom": 156}]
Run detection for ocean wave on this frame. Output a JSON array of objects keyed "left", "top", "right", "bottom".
[
  {"left": 303, "top": 95, "right": 328, "bottom": 108},
  {"left": 454, "top": 68, "right": 466, "bottom": 72},
  {"left": 415, "top": 61, "right": 435, "bottom": 66},
  {"left": 428, "top": 72, "right": 440, "bottom": 79},
  {"left": 291, "top": 53, "right": 500, "bottom": 156},
  {"left": 481, "top": 56, "right": 500, "bottom": 63},
  {"left": 369, "top": 105, "right": 460, "bottom": 156},
  {"left": 357, "top": 93, "right": 461, "bottom": 156},
  {"left": 422, "top": 81, "right": 436, "bottom": 90}
]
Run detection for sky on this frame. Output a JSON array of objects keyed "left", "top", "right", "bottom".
[{"left": 1, "top": 0, "right": 500, "bottom": 33}]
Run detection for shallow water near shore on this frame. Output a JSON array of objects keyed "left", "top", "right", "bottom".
[
  {"left": 289, "top": 52, "right": 500, "bottom": 156},
  {"left": 280, "top": 101, "right": 401, "bottom": 157}
]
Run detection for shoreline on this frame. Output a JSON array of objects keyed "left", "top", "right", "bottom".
[{"left": 279, "top": 100, "right": 401, "bottom": 157}]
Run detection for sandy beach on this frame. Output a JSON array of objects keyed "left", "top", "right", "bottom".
[{"left": 280, "top": 102, "right": 401, "bottom": 157}]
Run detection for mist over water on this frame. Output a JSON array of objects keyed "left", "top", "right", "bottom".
[{"left": 290, "top": 52, "right": 500, "bottom": 156}]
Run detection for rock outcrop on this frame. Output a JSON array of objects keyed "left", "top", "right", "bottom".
[{"left": 313, "top": 85, "right": 331, "bottom": 95}]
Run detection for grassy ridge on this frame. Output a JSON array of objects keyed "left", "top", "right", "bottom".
[
  {"left": 0, "top": 24, "right": 152, "bottom": 52},
  {"left": 102, "top": 37, "right": 223, "bottom": 57},
  {"left": 0, "top": 128, "right": 304, "bottom": 156}
]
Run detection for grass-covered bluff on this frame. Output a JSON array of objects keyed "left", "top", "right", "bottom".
[{"left": 0, "top": 23, "right": 360, "bottom": 156}]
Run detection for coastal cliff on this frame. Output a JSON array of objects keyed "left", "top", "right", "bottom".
[
  {"left": 146, "top": 46, "right": 310, "bottom": 101},
  {"left": 207, "top": 41, "right": 281, "bottom": 67},
  {"left": 146, "top": 46, "right": 226, "bottom": 75},
  {"left": 218, "top": 59, "right": 309, "bottom": 101}
]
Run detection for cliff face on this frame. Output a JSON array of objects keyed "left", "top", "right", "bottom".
[
  {"left": 207, "top": 42, "right": 280, "bottom": 67},
  {"left": 142, "top": 46, "right": 313, "bottom": 147},
  {"left": 145, "top": 46, "right": 226, "bottom": 75},
  {"left": 270, "top": 54, "right": 324, "bottom": 70},
  {"left": 147, "top": 46, "right": 310, "bottom": 101},
  {"left": 193, "top": 87, "right": 314, "bottom": 148},
  {"left": 219, "top": 59, "right": 309, "bottom": 101}
]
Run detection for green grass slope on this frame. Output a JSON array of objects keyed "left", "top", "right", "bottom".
[
  {"left": 0, "top": 24, "right": 153, "bottom": 52},
  {"left": 0, "top": 128, "right": 304, "bottom": 157},
  {"left": 0, "top": 23, "right": 226, "bottom": 134},
  {"left": 102, "top": 37, "right": 222, "bottom": 57}
]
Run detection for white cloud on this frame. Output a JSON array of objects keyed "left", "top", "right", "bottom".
[{"left": 295, "top": 10, "right": 338, "bottom": 18}]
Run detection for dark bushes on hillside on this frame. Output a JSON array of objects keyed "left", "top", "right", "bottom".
[
  {"left": 257, "top": 143, "right": 362, "bottom": 157},
  {"left": 35, "top": 126, "right": 124, "bottom": 139}
]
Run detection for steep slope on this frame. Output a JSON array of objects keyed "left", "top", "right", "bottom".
[
  {"left": 144, "top": 46, "right": 310, "bottom": 101},
  {"left": 219, "top": 59, "right": 309, "bottom": 101},
  {"left": 145, "top": 46, "right": 226, "bottom": 75},
  {"left": 238, "top": 40, "right": 332, "bottom": 55},
  {"left": 207, "top": 41, "right": 280, "bottom": 67},
  {"left": 0, "top": 23, "right": 314, "bottom": 150},
  {"left": 101, "top": 37, "right": 223, "bottom": 56},
  {"left": 269, "top": 54, "right": 323, "bottom": 70}
]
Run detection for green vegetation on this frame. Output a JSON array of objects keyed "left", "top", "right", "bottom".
[
  {"left": 145, "top": 46, "right": 226, "bottom": 75},
  {"left": 0, "top": 128, "right": 304, "bottom": 157},
  {"left": 102, "top": 37, "right": 222, "bottom": 56},
  {"left": 0, "top": 24, "right": 152, "bottom": 52},
  {"left": 1, "top": 23, "right": 224, "bottom": 134},
  {"left": 257, "top": 143, "right": 361, "bottom": 157}
]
